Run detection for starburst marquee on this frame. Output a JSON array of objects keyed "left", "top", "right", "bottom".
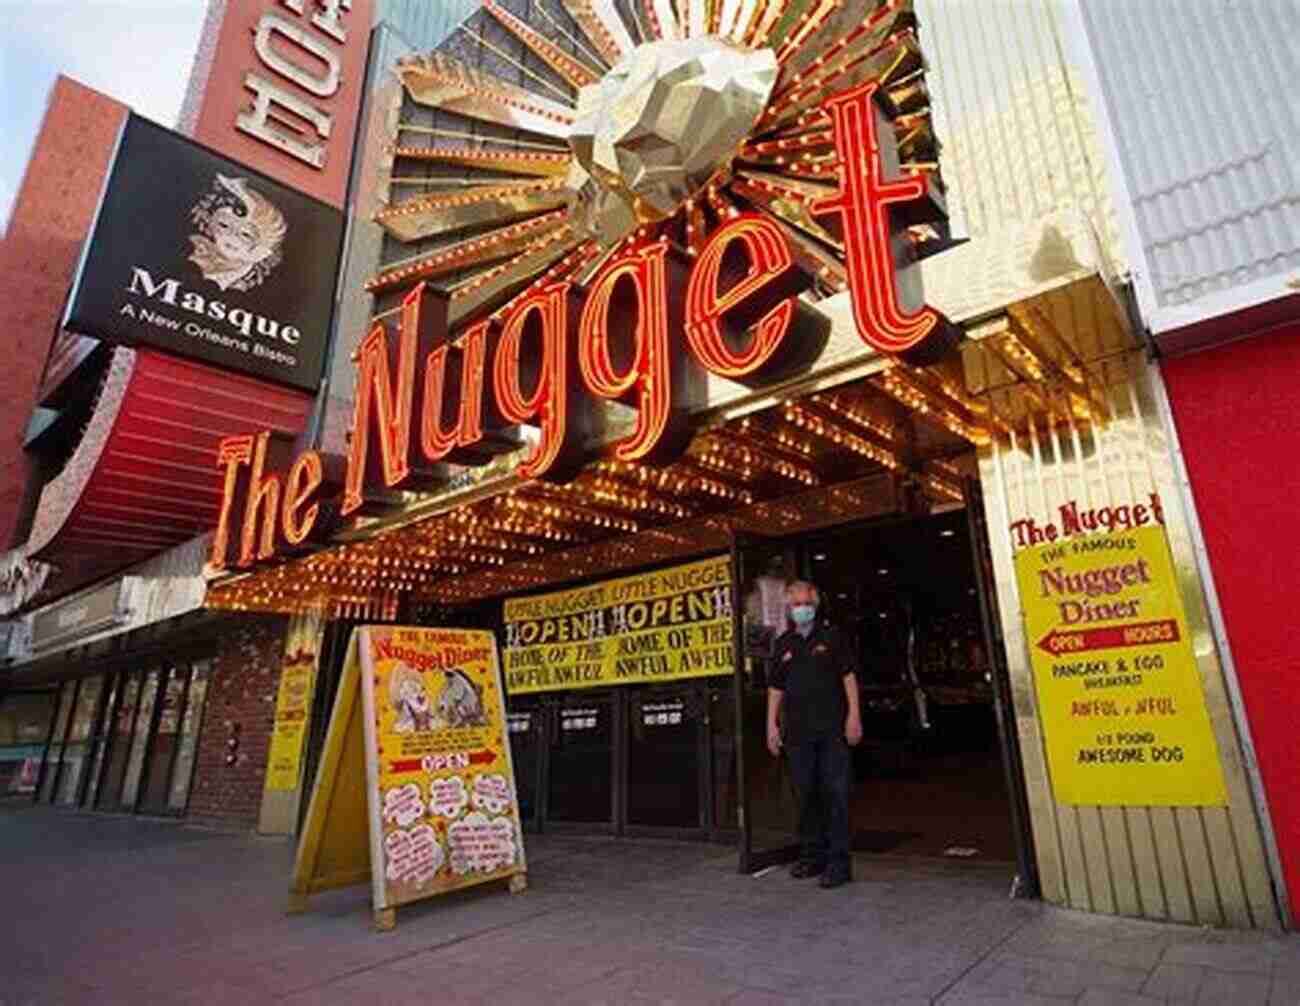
[{"left": 209, "top": 0, "right": 957, "bottom": 572}]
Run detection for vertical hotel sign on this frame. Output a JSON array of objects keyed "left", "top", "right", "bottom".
[
  {"left": 1014, "top": 526, "right": 1227, "bottom": 806},
  {"left": 183, "top": 0, "right": 373, "bottom": 208}
]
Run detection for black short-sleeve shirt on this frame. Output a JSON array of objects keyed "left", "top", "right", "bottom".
[{"left": 768, "top": 623, "right": 856, "bottom": 742}]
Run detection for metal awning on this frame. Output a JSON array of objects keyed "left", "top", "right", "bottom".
[{"left": 15, "top": 347, "right": 312, "bottom": 604}]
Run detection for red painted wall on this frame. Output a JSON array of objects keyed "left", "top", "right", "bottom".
[
  {"left": 0, "top": 78, "right": 128, "bottom": 549},
  {"left": 1162, "top": 320, "right": 1300, "bottom": 924}
]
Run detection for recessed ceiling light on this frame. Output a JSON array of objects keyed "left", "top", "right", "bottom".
[
  {"left": 877, "top": 567, "right": 889, "bottom": 575},
  {"left": 878, "top": 612, "right": 887, "bottom": 619},
  {"left": 837, "top": 592, "right": 848, "bottom": 599},
  {"left": 813, "top": 552, "right": 827, "bottom": 560},
  {"left": 940, "top": 529, "right": 956, "bottom": 538}
]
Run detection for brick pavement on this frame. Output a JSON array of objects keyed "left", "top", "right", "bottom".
[{"left": 2, "top": 804, "right": 1298, "bottom": 1004}]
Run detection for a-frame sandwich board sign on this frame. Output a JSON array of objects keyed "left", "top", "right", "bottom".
[{"left": 289, "top": 625, "right": 527, "bottom": 930}]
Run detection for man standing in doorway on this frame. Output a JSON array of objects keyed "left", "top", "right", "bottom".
[{"left": 767, "top": 580, "right": 862, "bottom": 888}]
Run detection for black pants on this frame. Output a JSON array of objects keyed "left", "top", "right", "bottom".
[{"left": 787, "top": 734, "right": 851, "bottom": 875}]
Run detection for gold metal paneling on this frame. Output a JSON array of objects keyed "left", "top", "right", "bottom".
[
  {"left": 376, "top": 181, "right": 570, "bottom": 243},
  {"left": 976, "top": 349, "right": 1281, "bottom": 929},
  {"left": 397, "top": 52, "right": 574, "bottom": 138},
  {"left": 914, "top": 0, "right": 1124, "bottom": 271}
]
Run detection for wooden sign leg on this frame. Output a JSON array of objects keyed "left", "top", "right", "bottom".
[
  {"left": 373, "top": 907, "right": 397, "bottom": 932},
  {"left": 509, "top": 872, "right": 528, "bottom": 894}
]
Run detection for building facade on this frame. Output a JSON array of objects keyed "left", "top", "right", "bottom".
[
  {"left": 197, "top": 0, "right": 1283, "bottom": 930},
  {"left": 3, "top": 0, "right": 1294, "bottom": 934}
]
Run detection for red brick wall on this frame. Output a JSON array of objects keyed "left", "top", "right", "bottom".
[
  {"left": 187, "top": 616, "right": 288, "bottom": 829},
  {"left": 1162, "top": 321, "right": 1300, "bottom": 925},
  {"left": 0, "top": 77, "right": 128, "bottom": 549}
]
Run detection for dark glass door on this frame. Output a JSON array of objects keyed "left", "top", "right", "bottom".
[
  {"left": 139, "top": 665, "right": 190, "bottom": 815},
  {"left": 118, "top": 668, "right": 161, "bottom": 811},
  {"left": 626, "top": 686, "right": 703, "bottom": 830},
  {"left": 709, "top": 684, "right": 739, "bottom": 838},
  {"left": 97, "top": 671, "right": 142, "bottom": 809},
  {"left": 506, "top": 704, "right": 543, "bottom": 831},
  {"left": 731, "top": 533, "right": 801, "bottom": 872},
  {"left": 84, "top": 675, "right": 123, "bottom": 808},
  {"left": 546, "top": 697, "right": 615, "bottom": 829}
]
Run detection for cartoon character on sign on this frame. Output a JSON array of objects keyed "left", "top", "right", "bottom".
[
  {"left": 188, "top": 174, "right": 287, "bottom": 292},
  {"left": 389, "top": 663, "right": 435, "bottom": 734},
  {"left": 437, "top": 668, "right": 486, "bottom": 728}
]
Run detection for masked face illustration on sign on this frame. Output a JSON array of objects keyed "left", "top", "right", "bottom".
[{"left": 188, "top": 174, "right": 287, "bottom": 292}]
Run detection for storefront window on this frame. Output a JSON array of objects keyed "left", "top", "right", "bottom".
[
  {"left": 0, "top": 690, "right": 57, "bottom": 796},
  {"left": 167, "top": 660, "right": 209, "bottom": 812},
  {"left": 55, "top": 676, "right": 105, "bottom": 806},
  {"left": 38, "top": 681, "right": 77, "bottom": 804},
  {"left": 120, "top": 668, "right": 160, "bottom": 809}
]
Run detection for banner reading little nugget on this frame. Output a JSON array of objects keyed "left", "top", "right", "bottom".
[
  {"left": 503, "top": 555, "right": 733, "bottom": 694},
  {"left": 1014, "top": 525, "right": 1227, "bottom": 806}
]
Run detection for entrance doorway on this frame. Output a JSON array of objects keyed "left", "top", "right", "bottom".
[
  {"left": 547, "top": 696, "right": 618, "bottom": 831},
  {"left": 500, "top": 684, "right": 724, "bottom": 839},
  {"left": 424, "top": 494, "right": 1035, "bottom": 892},
  {"left": 731, "top": 505, "right": 1036, "bottom": 887}
]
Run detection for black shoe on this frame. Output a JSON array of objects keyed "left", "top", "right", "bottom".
[
  {"left": 790, "top": 861, "right": 825, "bottom": 879},
  {"left": 819, "top": 870, "right": 850, "bottom": 889}
]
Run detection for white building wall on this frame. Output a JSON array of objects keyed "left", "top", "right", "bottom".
[{"left": 1072, "top": 0, "right": 1300, "bottom": 334}]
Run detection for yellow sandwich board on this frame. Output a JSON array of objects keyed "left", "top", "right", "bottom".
[{"left": 289, "top": 625, "right": 527, "bottom": 929}]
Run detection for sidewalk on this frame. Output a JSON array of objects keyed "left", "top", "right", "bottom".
[{"left": 2, "top": 804, "right": 1297, "bottom": 1005}]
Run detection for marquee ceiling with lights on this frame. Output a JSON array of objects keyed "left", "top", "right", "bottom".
[{"left": 208, "top": 375, "right": 973, "bottom": 615}]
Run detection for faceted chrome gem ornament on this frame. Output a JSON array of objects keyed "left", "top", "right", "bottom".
[{"left": 566, "top": 37, "right": 778, "bottom": 247}]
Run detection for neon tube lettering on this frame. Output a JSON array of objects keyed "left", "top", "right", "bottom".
[{"left": 812, "top": 81, "right": 943, "bottom": 359}]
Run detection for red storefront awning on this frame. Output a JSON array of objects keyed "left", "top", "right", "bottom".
[{"left": 24, "top": 347, "right": 312, "bottom": 584}]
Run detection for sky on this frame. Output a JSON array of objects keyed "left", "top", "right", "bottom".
[{"left": 0, "top": 1, "right": 208, "bottom": 234}]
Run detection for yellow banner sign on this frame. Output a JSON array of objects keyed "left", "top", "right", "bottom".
[
  {"left": 360, "top": 626, "right": 525, "bottom": 908},
  {"left": 502, "top": 555, "right": 733, "bottom": 694},
  {"left": 265, "top": 646, "right": 317, "bottom": 791},
  {"left": 1014, "top": 525, "right": 1227, "bottom": 806}
]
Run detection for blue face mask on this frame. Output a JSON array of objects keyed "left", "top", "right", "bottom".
[{"left": 790, "top": 604, "right": 817, "bottom": 626}]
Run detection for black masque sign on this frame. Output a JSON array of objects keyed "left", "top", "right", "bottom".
[{"left": 64, "top": 114, "right": 343, "bottom": 392}]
